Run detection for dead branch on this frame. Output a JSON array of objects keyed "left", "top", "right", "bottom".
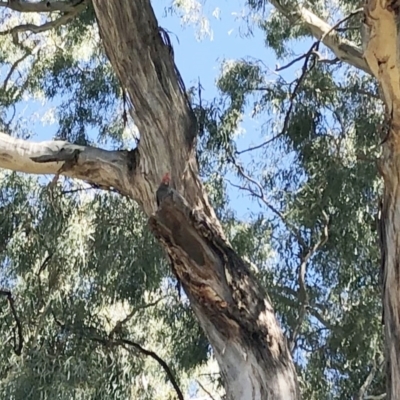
[
  {"left": 2, "top": 50, "right": 32, "bottom": 91},
  {"left": 51, "top": 315, "right": 185, "bottom": 400},
  {"left": 196, "top": 379, "right": 219, "bottom": 400},
  {"left": 119, "top": 338, "right": 184, "bottom": 400}
]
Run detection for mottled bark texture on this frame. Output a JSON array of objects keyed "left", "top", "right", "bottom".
[{"left": 363, "top": 2, "right": 400, "bottom": 399}]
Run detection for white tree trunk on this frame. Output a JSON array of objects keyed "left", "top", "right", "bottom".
[{"left": 363, "top": 2, "right": 400, "bottom": 399}]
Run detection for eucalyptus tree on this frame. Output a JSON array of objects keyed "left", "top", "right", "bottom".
[{"left": 0, "top": 0, "right": 396, "bottom": 400}]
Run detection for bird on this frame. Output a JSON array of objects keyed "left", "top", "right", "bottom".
[{"left": 156, "top": 172, "right": 171, "bottom": 207}]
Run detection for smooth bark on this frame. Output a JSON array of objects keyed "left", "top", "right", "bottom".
[{"left": 363, "top": 2, "right": 400, "bottom": 399}]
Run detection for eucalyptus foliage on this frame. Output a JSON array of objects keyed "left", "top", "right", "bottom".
[{"left": 0, "top": 0, "right": 386, "bottom": 399}]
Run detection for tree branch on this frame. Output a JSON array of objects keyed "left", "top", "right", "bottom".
[
  {"left": 196, "top": 379, "right": 219, "bottom": 400},
  {"left": 2, "top": 50, "right": 32, "bottom": 91},
  {"left": 289, "top": 212, "right": 329, "bottom": 352},
  {"left": 225, "top": 171, "right": 308, "bottom": 250},
  {"left": 0, "top": 132, "right": 139, "bottom": 198},
  {"left": 0, "top": 0, "right": 86, "bottom": 13},
  {"left": 119, "top": 338, "right": 184, "bottom": 400},
  {"left": 54, "top": 319, "right": 185, "bottom": 400},
  {"left": 269, "top": 1, "right": 370, "bottom": 74},
  {"left": 0, "top": 3, "right": 86, "bottom": 35},
  {"left": 237, "top": 41, "right": 318, "bottom": 155}
]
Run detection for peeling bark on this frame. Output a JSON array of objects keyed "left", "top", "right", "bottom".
[
  {"left": 150, "top": 193, "right": 299, "bottom": 399},
  {"left": 363, "top": 1, "right": 400, "bottom": 399}
]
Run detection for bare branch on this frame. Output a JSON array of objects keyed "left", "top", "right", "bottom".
[
  {"left": 0, "top": 132, "right": 139, "bottom": 197},
  {"left": 2, "top": 50, "right": 32, "bottom": 91},
  {"left": 237, "top": 42, "right": 318, "bottom": 155},
  {"left": 237, "top": 8, "right": 366, "bottom": 156},
  {"left": 276, "top": 6, "right": 360, "bottom": 73},
  {"left": 312, "top": 51, "right": 339, "bottom": 65},
  {"left": 289, "top": 211, "right": 329, "bottom": 352},
  {"left": 0, "top": 289, "right": 23, "bottom": 355},
  {"left": 276, "top": 52, "right": 308, "bottom": 72},
  {"left": 225, "top": 170, "right": 308, "bottom": 250},
  {"left": 196, "top": 379, "right": 219, "bottom": 400},
  {"left": 320, "top": 8, "right": 363, "bottom": 42}
]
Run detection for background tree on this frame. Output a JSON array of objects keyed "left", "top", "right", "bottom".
[{"left": 0, "top": 0, "right": 394, "bottom": 399}]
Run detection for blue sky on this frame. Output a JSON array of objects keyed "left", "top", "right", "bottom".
[{"left": 155, "top": 0, "right": 269, "bottom": 96}]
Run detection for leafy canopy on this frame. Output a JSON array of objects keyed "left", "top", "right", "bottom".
[{"left": 0, "top": 1, "right": 384, "bottom": 399}]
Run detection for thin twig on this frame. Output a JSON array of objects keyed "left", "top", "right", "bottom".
[
  {"left": 276, "top": 52, "right": 308, "bottom": 72},
  {"left": 196, "top": 379, "right": 218, "bottom": 400},
  {"left": 225, "top": 173, "right": 308, "bottom": 249},
  {"left": 289, "top": 210, "right": 329, "bottom": 352},
  {"left": 237, "top": 41, "right": 317, "bottom": 155},
  {"left": 108, "top": 297, "right": 167, "bottom": 338},
  {"left": 320, "top": 8, "right": 363, "bottom": 43},
  {"left": 2, "top": 51, "right": 32, "bottom": 91}
]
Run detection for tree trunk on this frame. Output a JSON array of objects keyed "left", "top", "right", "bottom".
[
  {"left": 90, "top": 1, "right": 300, "bottom": 398},
  {"left": 0, "top": 0, "right": 301, "bottom": 398},
  {"left": 363, "top": 2, "right": 400, "bottom": 399}
]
